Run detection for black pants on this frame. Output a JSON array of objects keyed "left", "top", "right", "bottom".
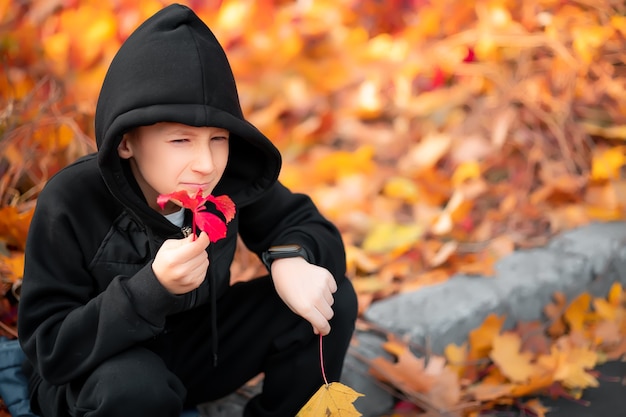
[{"left": 31, "top": 276, "right": 358, "bottom": 417}]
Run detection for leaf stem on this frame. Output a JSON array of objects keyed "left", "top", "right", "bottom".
[
  {"left": 192, "top": 213, "right": 197, "bottom": 241},
  {"left": 320, "top": 334, "right": 328, "bottom": 386}
]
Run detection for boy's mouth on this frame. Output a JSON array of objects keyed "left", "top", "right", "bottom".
[{"left": 178, "top": 183, "right": 212, "bottom": 195}]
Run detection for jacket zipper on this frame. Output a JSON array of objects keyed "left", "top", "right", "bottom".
[{"left": 181, "top": 225, "right": 197, "bottom": 309}]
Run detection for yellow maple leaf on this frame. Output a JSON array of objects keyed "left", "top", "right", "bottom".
[
  {"left": 444, "top": 342, "right": 468, "bottom": 377},
  {"left": 362, "top": 222, "right": 424, "bottom": 255},
  {"left": 590, "top": 147, "right": 626, "bottom": 181},
  {"left": 296, "top": 382, "right": 364, "bottom": 417},
  {"left": 489, "top": 333, "right": 536, "bottom": 383},
  {"left": 537, "top": 344, "right": 599, "bottom": 390},
  {"left": 572, "top": 25, "right": 614, "bottom": 64}
]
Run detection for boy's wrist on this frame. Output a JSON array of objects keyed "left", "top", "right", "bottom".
[{"left": 262, "top": 244, "right": 309, "bottom": 270}]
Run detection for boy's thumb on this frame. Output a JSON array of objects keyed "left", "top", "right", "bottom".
[{"left": 195, "top": 231, "right": 211, "bottom": 246}]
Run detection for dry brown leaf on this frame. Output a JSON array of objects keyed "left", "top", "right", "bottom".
[
  {"left": 544, "top": 292, "right": 568, "bottom": 337},
  {"left": 515, "top": 321, "right": 550, "bottom": 355},
  {"left": 370, "top": 348, "right": 435, "bottom": 394}
]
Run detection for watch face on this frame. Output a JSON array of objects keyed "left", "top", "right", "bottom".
[{"left": 268, "top": 244, "right": 302, "bottom": 254}]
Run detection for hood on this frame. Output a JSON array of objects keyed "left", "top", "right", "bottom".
[{"left": 95, "top": 3, "right": 281, "bottom": 228}]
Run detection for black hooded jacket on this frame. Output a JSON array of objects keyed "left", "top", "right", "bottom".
[{"left": 18, "top": 3, "right": 346, "bottom": 386}]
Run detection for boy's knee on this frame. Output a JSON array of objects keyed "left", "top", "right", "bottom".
[
  {"left": 73, "top": 348, "right": 185, "bottom": 415},
  {"left": 332, "top": 277, "right": 358, "bottom": 329}
]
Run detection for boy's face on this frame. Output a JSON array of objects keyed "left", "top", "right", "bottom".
[{"left": 118, "top": 122, "right": 230, "bottom": 214}]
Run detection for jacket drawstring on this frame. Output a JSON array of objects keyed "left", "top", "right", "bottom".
[
  {"left": 210, "top": 271, "right": 218, "bottom": 367},
  {"left": 207, "top": 243, "right": 219, "bottom": 367}
]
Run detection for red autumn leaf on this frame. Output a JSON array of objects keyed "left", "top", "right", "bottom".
[
  {"left": 208, "top": 194, "right": 236, "bottom": 222},
  {"left": 157, "top": 189, "right": 235, "bottom": 243},
  {"left": 195, "top": 211, "right": 228, "bottom": 242},
  {"left": 157, "top": 190, "right": 201, "bottom": 210}
]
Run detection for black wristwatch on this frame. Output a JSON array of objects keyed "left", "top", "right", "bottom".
[{"left": 261, "top": 244, "right": 309, "bottom": 270}]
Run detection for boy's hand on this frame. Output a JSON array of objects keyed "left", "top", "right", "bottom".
[
  {"left": 152, "top": 232, "right": 210, "bottom": 294},
  {"left": 270, "top": 257, "right": 337, "bottom": 336}
]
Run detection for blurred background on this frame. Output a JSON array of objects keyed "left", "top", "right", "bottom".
[{"left": 1, "top": 0, "right": 626, "bottom": 414}]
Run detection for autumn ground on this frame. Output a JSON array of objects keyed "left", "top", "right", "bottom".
[{"left": 1, "top": 0, "right": 626, "bottom": 416}]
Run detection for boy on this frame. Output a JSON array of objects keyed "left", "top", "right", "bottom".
[{"left": 17, "top": 4, "right": 358, "bottom": 416}]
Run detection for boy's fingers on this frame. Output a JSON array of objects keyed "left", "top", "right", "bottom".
[
  {"left": 194, "top": 231, "right": 211, "bottom": 247},
  {"left": 308, "top": 309, "right": 330, "bottom": 336}
]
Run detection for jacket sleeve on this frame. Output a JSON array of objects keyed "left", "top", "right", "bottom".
[
  {"left": 17, "top": 188, "right": 187, "bottom": 385},
  {"left": 238, "top": 181, "right": 347, "bottom": 281}
]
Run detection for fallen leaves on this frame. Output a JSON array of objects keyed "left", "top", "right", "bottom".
[{"left": 365, "top": 283, "right": 626, "bottom": 415}]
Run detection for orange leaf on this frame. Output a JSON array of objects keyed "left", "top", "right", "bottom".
[
  {"left": 468, "top": 313, "right": 506, "bottom": 359},
  {"left": 523, "top": 399, "right": 551, "bottom": 417},
  {"left": 296, "top": 382, "right": 363, "bottom": 416},
  {"left": 590, "top": 147, "right": 626, "bottom": 181},
  {"left": 0, "top": 253, "right": 25, "bottom": 283},
  {"left": 564, "top": 293, "right": 591, "bottom": 332},
  {"left": 0, "top": 206, "right": 34, "bottom": 251},
  {"left": 510, "top": 372, "right": 555, "bottom": 398},
  {"left": 607, "top": 282, "right": 623, "bottom": 306},
  {"left": 466, "top": 383, "right": 513, "bottom": 402},
  {"left": 314, "top": 146, "right": 375, "bottom": 183}
]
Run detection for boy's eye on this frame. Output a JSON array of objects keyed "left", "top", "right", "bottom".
[
  {"left": 171, "top": 138, "right": 189, "bottom": 143},
  {"left": 212, "top": 136, "right": 229, "bottom": 141}
]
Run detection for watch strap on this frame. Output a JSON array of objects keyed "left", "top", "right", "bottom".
[{"left": 261, "top": 244, "right": 309, "bottom": 270}]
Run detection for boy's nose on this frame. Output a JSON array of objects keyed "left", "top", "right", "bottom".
[{"left": 191, "top": 150, "right": 215, "bottom": 174}]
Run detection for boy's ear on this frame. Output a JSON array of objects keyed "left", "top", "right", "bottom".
[{"left": 117, "top": 135, "right": 133, "bottom": 159}]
